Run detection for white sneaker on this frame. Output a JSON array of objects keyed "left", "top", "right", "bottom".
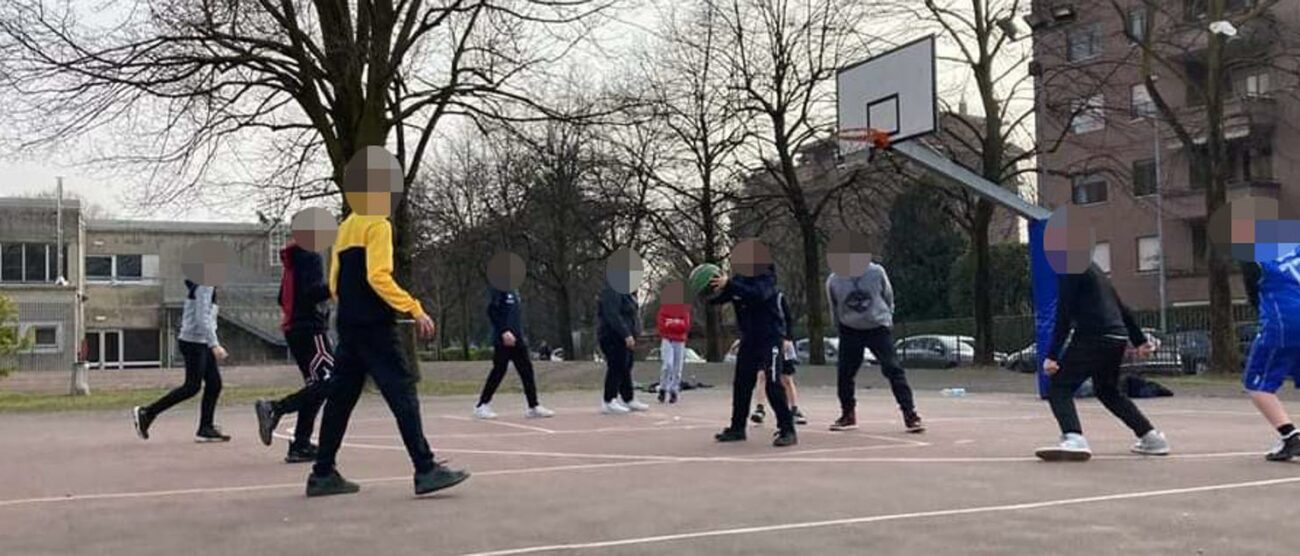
[
  {"left": 1035, "top": 433, "right": 1092, "bottom": 462},
  {"left": 624, "top": 399, "right": 650, "bottom": 412},
  {"left": 525, "top": 405, "right": 555, "bottom": 419},
  {"left": 1131, "top": 430, "right": 1170, "bottom": 456},
  {"left": 473, "top": 404, "right": 498, "bottom": 420},
  {"left": 601, "top": 400, "right": 630, "bottom": 415}
]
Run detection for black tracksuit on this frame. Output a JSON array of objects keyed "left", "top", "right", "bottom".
[
  {"left": 1046, "top": 264, "right": 1154, "bottom": 437},
  {"left": 273, "top": 243, "right": 334, "bottom": 448},
  {"left": 711, "top": 270, "right": 794, "bottom": 434},
  {"left": 478, "top": 287, "right": 540, "bottom": 408},
  {"left": 598, "top": 285, "right": 640, "bottom": 403}
]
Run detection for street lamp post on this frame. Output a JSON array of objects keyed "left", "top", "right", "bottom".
[{"left": 1153, "top": 117, "right": 1168, "bottom": 332}]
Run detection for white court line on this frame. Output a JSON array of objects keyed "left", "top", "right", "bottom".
[
  {"left": 441, "top": 415, "right": 556, "bottom": 434},
  {"left": 0, "top": 460, "right": 670, "bottom": 509},
  {"left": 460, "top": 476, "right": 1300, "bottom": 556},
  {"left": 341, "top": 424, "right": 714, "bottom": 441}
]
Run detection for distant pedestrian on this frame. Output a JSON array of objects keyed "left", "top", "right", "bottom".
[
  {"left": 598, "top": 248, "right": 649, "bottom": 415},
  {"left": 474, "top": 251, "right": 554, "bottom": 420}
]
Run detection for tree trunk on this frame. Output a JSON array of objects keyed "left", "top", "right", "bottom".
[
  {"left": 704, "top": 305, "right": 722, "bottom": 362},
  {"left": 702, "top": 187, "right": 722, "bottom": 362},
  {"left": 798, "top": 215, "right": 824, "bottom": 365},
  {"left": 460, "top": 290, "right": 471, "bottom": 360},
  {"left": 557, "top": 284, "right": 575, "bottom": 359},
  {"left": 972, "top": 200, "right": 996, "bottom": 364},
  {"left": 1205, "top": 0, "right": 1239, "bottom": 374}
]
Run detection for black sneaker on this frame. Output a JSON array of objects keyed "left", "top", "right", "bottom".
[
  {"left": 669, "top": 391, "right": 678, "bottom": 404},
  {"left": 773, "top": 430, "right": 798, "bottom": 447},
  {"left": 904, "top": 411, "right": 926, "bottom": 434},
  {"left": 414, "top": 464, "right": 471, "bottom": 496},
  {"left": 750, "top": 405, "right": 766, "bottom": 425},
  {"left": 793, "top": 407, "right": 808, "bottom": 426},
  {"left": 132, "top": 406, "right": 154, "bottom": 440},
  {"left": 714, "top": 428, "right": 747, "bottom": 442},
  {"left": 829, "top": 411, "right": 857, "bottom": 431},
  {"left": 285, "top": 443, "right": 318, "bottom": 464},
  {"left": 306, "top": 471, "right": 361, "bottom": 497},
  {"left": 657, "top": 390, "right": 666, "bottom": 404},
  {"left": 254, "top": 400, "right": 280, "bottom": 447},
  {"left": 1266, "top": 432, "right": 1300, "bottom": 462},
  {"left": 195, "top": 426, "right": 231, "bottom": 443}
]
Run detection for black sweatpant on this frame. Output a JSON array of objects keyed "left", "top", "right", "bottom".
[
  {"left": 1047, "top": 337, "right": 1154, "bottom": 437},
  {"left": 146, "top": 339, "right": 222, "bottom": 430},
  {"left": 838, "top": 325, "right": 915, "bottom": 414},
  {"left": 274, "top": 329, "right": 334, "bottom": 447},
  {"left": 478, "top": 343, "right": 540, "bottom": 408},
  {"left": 600, "top": 337, "right": 635, "bottom": 403},
  {"left": 313, "top": 325, "right": 436, "bottom": 476},
  {"left": 731, "top": 338, "right": 794, "bottom": 434}
]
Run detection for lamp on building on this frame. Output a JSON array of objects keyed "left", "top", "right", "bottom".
[
  {"left": 1051, "top": 5, "right": 1078, "bottom": 23},
  {"left": 93, "top": 315, "right": 107, "bottom": 322}
]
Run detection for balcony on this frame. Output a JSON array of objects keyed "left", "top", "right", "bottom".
[
  {"left": 1161, "top": 96, "right": 1277, "bottom": 147},
  {"left": 1163, "top": 178, "right": 1279, "bottom": 220},
  {"left": 1161, "top": 7, "right": 1277, "bottom": 59}
]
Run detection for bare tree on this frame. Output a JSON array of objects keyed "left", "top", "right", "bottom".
[{"left": 712, "top": 0, "right": 872, "bottom": 364}]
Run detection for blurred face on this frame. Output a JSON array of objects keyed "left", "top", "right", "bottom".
[
  {"left": 1043, "top": 207, "right": 1094, "bottom": 275},
  {"left": 343, "top": 146, "right": 405, "bottom": 216},
  {"left": 660, "top": 280, "right": 686, "bottom": 305},
  {"left": 290, "top": 207, "right": 338, "bottom": 252},
  {"left": 730, "top": 239, "right": 773, "bottom": 277},
  {"left": 181, "top": 240, "right": 232, "bottom": 286},
  {"left": 605, "top": 248, "right": 645, "bottom": 294},
  {"left": 487, "top": 251, "right": 526, "bottom": 290},
  {"left": 827, "top": 230, "right": 872, "bottom": 277}
]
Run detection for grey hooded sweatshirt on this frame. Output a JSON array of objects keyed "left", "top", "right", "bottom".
[
  {"left": 826, "top": 263, "right": 894, "bottom": 331},
  {"left": 178, "top": 279, "right": 221, "bottom": 348}
]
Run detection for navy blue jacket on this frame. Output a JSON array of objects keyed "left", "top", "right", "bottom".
[
  {"left": 710, "top": 270, "right": 783, "bottom": 344},
  {"left": 487, "top": 287, "right": 526, "bottom": 347},
  {"left": 278, "top": 244, "right": 330, "bottom": 333},
  {"left": 597, "top": 285, "right": 640, "bottom": 343}
]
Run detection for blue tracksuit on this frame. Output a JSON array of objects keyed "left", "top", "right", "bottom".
[{"left": 1243, "top": 242, "right": 1300, "bottom": 392}]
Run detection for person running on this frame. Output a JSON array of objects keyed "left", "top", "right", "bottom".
[
  {"left": 254, "top": 210, "right": 336, "bottom": 463},
  {"left": 474, "top": 253, "right": 555, "bottom": 420},
  {"left": 711, "top": 240, "right": 797, "bottom": 447},
  {"left": 133, "top": 277, "right": 230, "bottom": 442},
  {"left": 598, "top": 249, "right": 649, "bottom": 414},
  {"left": 750, "top": 290, "right": 807, "bottom": 426},
  {"left": 306, "top": 146, "right": 469, "bottom": 497},
  {"left": 656, "top": 280, "right": 691, "bottom": 404},
  {"left": 1036, "top": 259, "right": 1170, "bottom": 461},
  {"left": 825, "top": 235, "right": 922, "bottom": 433},
  {"left": 1239, "top": 219, "right": 1300, "bottom": 462}
]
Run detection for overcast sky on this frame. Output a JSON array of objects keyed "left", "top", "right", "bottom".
[{"left": 0, "top": 1, "right": 1032, "bottom": 223}]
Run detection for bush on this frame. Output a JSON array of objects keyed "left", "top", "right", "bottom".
[{"left": 0, "top": 294, "right": 32, "bottom": 377}]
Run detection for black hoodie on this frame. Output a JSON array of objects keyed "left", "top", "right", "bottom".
[
  {"left": 597, "top": 284, "right": 641, "bottom": 344},
  {"left": 711, "top": 267, "right": 783, "bottom": 344},
  {"left": 1048, "top": 263, "right": 1146, "bottom": 360},
  {"left": 278, "top": 243, "right": 331, "bottom": 333}
]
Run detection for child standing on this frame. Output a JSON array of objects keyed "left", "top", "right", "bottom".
[
  {"left": 474, "top": 252, "right": 554, "bottom": 420},
  {"left": 599, "top": 248, "right": 649, "bottom": 414},
  {"left": 656, "top": 280, "right": 691, "bottom": 404},
  {"left": 1239, "top": 218, "right": 1300, "bottom": 461}
]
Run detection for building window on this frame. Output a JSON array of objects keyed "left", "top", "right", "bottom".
[
  {"left": 1093, "top": 242, "right": 1112, "bottom": 274},
  {"left": 1133, "top": 159, "right": 1157, "bottom": 197},
  {"left": 1191, "top": 221, "right": 1208, "bottom": 273},
  {"left": 1131, "top": 84, "right": 1155, "bottom": 119},
  {"left": 1067, "top": 23, "right": 1103, "bottom": 62},
  {"left": 18, "top": 323, "right": 60, "bottom": 353},
  {"left": 1186, "top": 0, "right": 1257, "bottom": 21},
  {"left": 1127, "top": 8, "right": 1148, "bottom": 42},
  {"left": 1190, "top": 148, "right": 1210, "bottom": 190},
  {"left": 1071, "top": 95, "right": 1105, "bottom": 134},
  {"left": 116, "top": 255, "right": 143, "bottom": 281},
  {"left": 1072, "top": 173, "right": 1108, "bottom": 205},
  {"left": 0, "top": 242, "right": 61, "bottom": 283},
  {"left": 86, "top": 256, "right": 113, "bottom": 281},
  {"left": 269, "top": 226, "right": 288, "bottom": 267},
  {"left": 1245, "top": 72, "right": 1271, "bottom": 97},
  {"left": 1137, "top": 236, "right": 1161, "bottom": 273}
]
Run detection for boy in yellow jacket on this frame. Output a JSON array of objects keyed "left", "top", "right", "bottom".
[{"left": 307, "top": 147, "right": 470, "bottom": 497}]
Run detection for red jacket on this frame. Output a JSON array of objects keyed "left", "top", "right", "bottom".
[{"left": 656, "top": 303, "right": 691, "bottom": 342}]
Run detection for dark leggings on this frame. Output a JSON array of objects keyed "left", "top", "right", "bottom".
[
  {"left": 731, "top": 339, "right": 794, "bottom": 433},
  {"left": 837, "top": 326, "right": 915, "bottom": 413},
  {"left": 1048, "top": 337, "right": 1154, "bottom": 437},
  {"left": 146, "top": 339, "right": 222, "bottom": 430},
  {"left": 478, "top": 343, "right": 540, "bottom": 408},
  {"left": 600, "top": 337, "right": 635, "bottom": 403},
  {"left": 274, "top": 330, "right": 334, "bottom": 447}
]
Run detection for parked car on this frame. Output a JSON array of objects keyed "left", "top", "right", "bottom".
[
  {"left": 1169, "top": 323, "right": 1259, "bottom": 375},
  {"left": 795, "top": 337, "right": 839, "bottom": 363},
  {"left": 1002, "top": 343, "right": 1037, "bottom": 373},
  {"left": 893, "top": 335, "right": 1001, "bottom": 368},
  {"left": 1120, "top": 328, "right": 1183, "bottom": 374},
  {"left": 646, "top": 346, "right": 707, "bottom": 364}
]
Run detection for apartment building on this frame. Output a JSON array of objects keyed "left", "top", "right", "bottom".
[
  {"left": 1031, "top": 0, "right": 1299, "bottom": 309},
  {"left": 1, "top": 197, "right": 289, "bottom": 372}
]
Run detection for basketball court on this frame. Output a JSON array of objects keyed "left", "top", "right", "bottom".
[{"left": 1, "top": 388, "right": 1297, "bottom": 555}]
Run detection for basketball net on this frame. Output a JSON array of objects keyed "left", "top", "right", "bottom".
[{"left": 835, "top": 127, "right": 892, "bottom": 150}]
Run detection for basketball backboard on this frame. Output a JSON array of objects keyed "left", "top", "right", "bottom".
[{"left": 836, "top": 35, "right": 937, "bottom": 155}]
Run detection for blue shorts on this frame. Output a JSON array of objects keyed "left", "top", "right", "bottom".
[{"left": 1242, "top": 340, "right": 1300, "bottom": 393}]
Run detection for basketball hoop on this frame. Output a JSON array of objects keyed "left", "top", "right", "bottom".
[{"left": 835, "top": 127, "right": 892, "bottom": 151}]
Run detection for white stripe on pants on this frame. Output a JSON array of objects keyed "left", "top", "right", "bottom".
[{"left": 659, "top": 339, "right": 686, "bottom": 394}]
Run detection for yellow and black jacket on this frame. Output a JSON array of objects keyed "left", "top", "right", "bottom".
[{"left": 329, "top": 214, "right": 426, "bottom": 328}]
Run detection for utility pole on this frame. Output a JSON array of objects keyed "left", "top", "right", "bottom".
[{"left": 1153, "top": 118, "right": 1168, "bottom": 333}]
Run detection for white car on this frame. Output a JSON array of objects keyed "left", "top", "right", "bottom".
[{"left": 646, "top": 346, "right": 707, "bottom": 363}]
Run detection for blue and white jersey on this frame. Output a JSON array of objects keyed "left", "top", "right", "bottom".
[{"left": 1255, "top": 243, "right": 1300, "bottom": 347}]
